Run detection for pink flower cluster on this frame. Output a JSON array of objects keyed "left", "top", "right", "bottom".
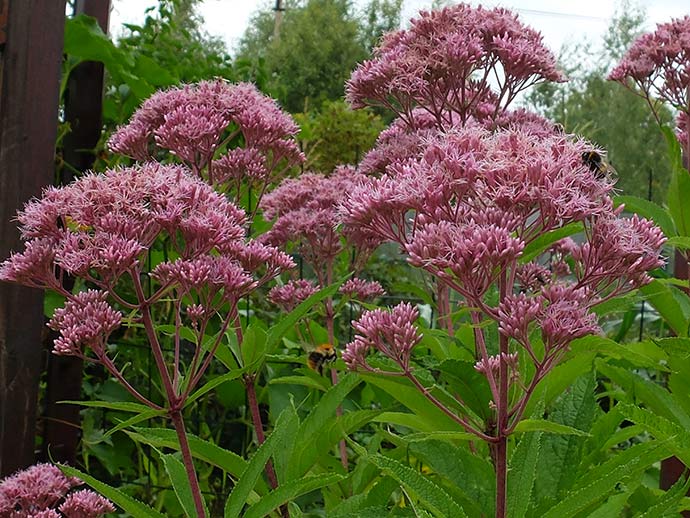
[
  {"left": 342, "top": 125, "right": 665, "bottom": 372},
  {"left": 268, "top": 279, "right": 320, "bottom": 312},
  {"left": 261, "top": 166, "right": 377, "bottom": 277},
  {"left": 109, "top": 80, "right": 303, "bottom": 187},
  {"left": 610, "top": 16, "right": 690, "bottom": 150},
  {"left": 339, "top": 278, "right": 385, "bottom": 300},
  {"left": 0, "top": 163, "right": 293, "bottom": 358},
  {"left": 343, "top": 303, "right": 422, "bottom": 372},
  {"left": 0, "top": 463, "right": 114, "bottom": 518},
  {"left": 347, "top": 4, "right": 563, "bottom": 128}
]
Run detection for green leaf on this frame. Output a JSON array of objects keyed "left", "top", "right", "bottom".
[
  {"left": 638, "top": 280, "right": 690, "bottom": 337},
  {"left": 59, "top": 464, "right": 166, "bottom": 518},
  {"left": 587, "top": 493, "right": 631, "bottom": 518},
  {"left": 269, "top": 374, "right": 330, "bottom": 391},
  {"left": 507, "top": 430, "right": 542, "bottom": 518},
  {"left": 520, "top": 222, "right": 583, "bottom": 262},
  {"left": 243, "top": 474, "right": 345, "bottom": 518},
  {"left": 597, "top": 361, "right": 690, "bottom": 429},
  {"left": 362, "top": 451, "right": 467, "bottom": 518},
  {"left": 104, "top": 408, "right": 166, "bottom": 438},
  {"left": 634, "top": 475, "right": 690, "bottom": 517},
  {"left": 125, "top": 427, "right": 266, "bottom": 494},
  {"left": 161, "top": 453, "right": 207, "bottom": 518},
  {"left": 59, "top": 400, "right": 153, "bottom": 414},
  {"left": 533, "top": 373, "right": 597, "bottom": 510},
  {"left": 287, "top": 373, "right": 361, "bottom": 478},
  {"left": 664, "top": 126, "right": 690, "bottom": 237},
  {"left": 437, "top": 359, "right": 493, "bottom": 420},
  {"left": 542, "top": 440, "right": 670, "bottom": 518},
  {"left": 410, "top": 439, "right": 494, "bottom": 515},
  {"left": 615, "top": 195, "right": 676, "bottom": 237},
  {"left": 224, "top": 405, "right": 299, "bottom": 517},
  {"left": 666, "top": 236, "right": 690, "bottom": 249},
  {"left": 616, "top": 403, "right": 690, "bottom": 466},
  {"left": 185, "top": 368, "right": 247, "bottom": 407},
  {"left": 265, "top": 280, "right": 344, "bottom": 353},
  {"left": 360, "top": 374, "right": 460, "bottom": 433},
  {"left": 513, "top": 419, "right": 590, "bottom": 436}
]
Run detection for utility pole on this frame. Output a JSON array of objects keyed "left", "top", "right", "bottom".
[{"left": 273, "top": 0, "right": 285, "bottom": 41}]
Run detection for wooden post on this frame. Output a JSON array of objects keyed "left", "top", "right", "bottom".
[
  {"left": 40, "top": 0, "right": 111, "bottom": 466},
  {"left": 0, "top": 0, "right": 67, "bottom": 476}
]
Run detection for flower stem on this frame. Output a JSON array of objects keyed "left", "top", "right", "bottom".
[
  {"left": 170, "top": 410, "right": 206, "bottom": 518},
  {"left": 245, "top": 375, "right": 279, "bottom": 490},
  {"left": 495, "top": 271, "right": 510, "bottom": 518}
]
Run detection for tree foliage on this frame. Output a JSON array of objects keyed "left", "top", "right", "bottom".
[{"left": 237, "top": 0, "right": 401, "bottom": 113}]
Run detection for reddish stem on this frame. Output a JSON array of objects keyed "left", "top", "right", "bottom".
[
  {"left": 245, "top": 375, "right": 279, "bottom": 489},
  {"left": 170, "top": 410, "right": 206, "bottom": 518},
  {"left": 495, "top": 272, "right": 510, "bottom": 518}
]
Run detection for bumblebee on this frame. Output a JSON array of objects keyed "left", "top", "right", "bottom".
[
  {"left": 582, "top": 150, "right": 617, "bottom": 182},
  {"left": 307, "top": 343, "right": 337, "bottom": 375}
]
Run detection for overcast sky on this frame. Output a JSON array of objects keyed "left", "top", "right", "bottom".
[{"left": 108, "top": 0, "right": 689, "bottom": 58}]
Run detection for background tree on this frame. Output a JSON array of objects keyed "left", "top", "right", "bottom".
[
  {"left": 526, "top": 1, "right": 673, "bottom": 202},
  {"left": 295, "top": 100, "right": 385, "bottom": 172},
  {"left": 237, "top": 0, "right": 401, "bottom": 113}
]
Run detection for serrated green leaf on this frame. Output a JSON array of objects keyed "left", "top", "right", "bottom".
[
  {"left": 59, "top": 400, "right": 153, "bottom": 413},
  {"left": 597, "top": 361, "right": 690, "bottom": 429},
  {"left": 105, "top": 408, "right": 166, "bottom": 438},
  {"left": 185, "top": 368, "right": 247, "bottom": 407},
  {"left": 513, "top": 419, "right": 590, "bottom": 436},
  {"left": 225, "top": 405, "right": 299, "bottom": 517},
  {"left": 288, "top": 373, "right": 361, "bottom": 478},
  {"left": 616, "top": 403, "right": 690, "bottom": 466},
  {"left": 269, "top": 375, "right": 329, "bottom": 391},
  {"left": 410, "top": 439, "right": 494, "bottom": 515},
  {"left": 361, "top": 374, "right": 460, "bottom": 433},
  {"left": 125, "top": 427, "right": 265, "bottom": 494},
  {"left": 59, "top": 464, "right": 166, "bottom": 518},
  {"left": 507, "top": 429, "right": 542, "bottom": 518},
  {"left": 437, "top": 359, "right": 493, "bottom": 420},
  {"left": 542, "top": 440, "right": 670, "bottom": 518},
  {"left": 161, "top": 453, "right": 207, "bottom": 517},
  {"left": 639, "top": 280, "right": 690, "bottom": 337},
  {"left": 587, "top": 492, "right": 632, "bottom": 518},
  {"left": 366, "top": 453, "right": 468, "bottom": 517},
  {"left": 533, "top": 373, "right": 597, "bottom": 510},
  {"left": 634, "top": 475, "right": 690, "bottom": 517},
  {"left": 664, "top": 126, "right": 690, "bottom": 237},
  {"left": 243, "top": 474, "right": 344, "bottom": 518}
]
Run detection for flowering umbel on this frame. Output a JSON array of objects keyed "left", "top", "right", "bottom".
[
  {"left": 347, "top": 4, "right": 564, "bottom": 128},
  {"left": 609, "top": 15, "right": 690, "bottom": 152},
  {"left": 109, "top": 80, "right": 304, "bottom": 199},
  {"left": 0, "top": 463, "right": 114, "bottom": 518}
]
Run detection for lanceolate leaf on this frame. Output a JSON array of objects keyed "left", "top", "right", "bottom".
[
  {"left": 542, "top": 440, "right": 670, "bottom": 518},
  {"left": 365, "top": 452, "right": 468, "bottom": 517},
  {"left": 664, "top": 126, "right": 690, "bottom": 238},
  {"left": 286, "top": 373, "right": 361, "bottom": 478},
  {"left": 161, "top": 453, "right": 207, "bottom": 518},
  {"left": 507, "top": 430, "right": 542, "bottom": 518},
  {"left": 59, "top": 464, "right": 166, "bottom": 518},
  {"left": 242, "top": 474, "right": 345, "bottom": 518},
  {"left": 513, "top": 419, "right": 590, "bottom": 436},
  {"left": 126, "top": 427, "right": 266, "bottom": 494},
  {"left": 634, "top": 475, "right": 690, "bottom": 517},
  {"left": 224, "top": 405, "right": 299, "bottom": 518}
]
